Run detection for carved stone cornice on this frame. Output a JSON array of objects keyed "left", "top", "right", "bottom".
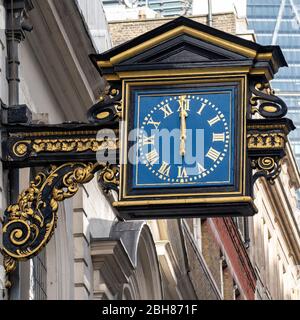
[{"left": 91, "top": 240, "right": 134, "bottom": 296}]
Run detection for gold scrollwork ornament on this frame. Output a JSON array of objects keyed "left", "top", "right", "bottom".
[
  {"left": 1, "top": 162, "right": 107, "bottom": 277},
  {"left": 251, "top": 156, "right": 281, "bottom": 184}
]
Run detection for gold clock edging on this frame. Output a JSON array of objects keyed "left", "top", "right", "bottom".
[
  {"left": 119, "top": 76, "right": 248, "bottom": 201},
  {"left": 104, "top": 66, "right": 251, "bottom": 81},
  {"left": 113, "top": 196, "right": 255, "bottom": 207}
]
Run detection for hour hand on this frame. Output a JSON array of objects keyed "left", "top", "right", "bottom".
[{"left": 180, "top": 107, "right": 187, "bottom": 157}]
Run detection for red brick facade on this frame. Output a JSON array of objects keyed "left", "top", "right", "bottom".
[{"left": 211, "top": 218, "right": 256, "bottom": 300}]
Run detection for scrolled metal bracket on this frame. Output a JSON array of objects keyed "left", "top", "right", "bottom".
[
  {"left": 250, "top": 81, "right": 287, "bottom": 118},
  {"left": 87, "top": 84, "right": 122, "bottom": 123},
  {"left": 247, "top": 77, "right": 295, "bottom": 186},
  {"left": 251, "top": 156, "right": 282, "bottom": 185},
  {"left": 98, "top": 164, "right": 119, "bottom": 192},
  {"left": 1, "top": 161, "right": 119, "bottom": 286}
]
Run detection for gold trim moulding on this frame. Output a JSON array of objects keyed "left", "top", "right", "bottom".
[
  {"left": 10, "top": 129, "right": 119, "bottom": 138},
  {"left": 256, "top": 53, "right": 276, "bottom": 66},
  {"left": 113, "top": 196, "right": 254, "bottom": 207},
  {"left": 98, "top": 60, "right": 113, "bottom": 68},
  {"left": 247, "top": 133, "right": 286, "bottom": 149},
  {"left": 103, "top": 66, "right": 252, "bottom": 81},
  {"left": 12, "top": 137, "right": 119, "bottom": 157},
  {"left": 249, "top": 68, "right": 272, "bottom": 81},
  {"left": 104, "top": 67, "right": 272, "bottom": 82}
]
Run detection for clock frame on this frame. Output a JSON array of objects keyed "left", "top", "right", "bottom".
[
  {"left": 89, "top": 16, "right": 294, "bottom": 219},
  {"left": 115, "top": 76, "right": 254, "bottom": 218}
]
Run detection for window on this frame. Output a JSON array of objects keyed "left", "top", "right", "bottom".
[
  {"left": 277, "top": 35, "right": 300, "bottom": 48},
  {"left": 233, "top": 217, "right": 245, "bottom": 242},
  {"left": 247, "top": 5, "right": 280, "bottom": 19},
  {"left": 30, "top": 250, "right": 47, "bottom": 300},
  {"left": 282, "top": 50, "right": 300, "bottom": 63},
  {"left": 248, "top": 20, "right": 276, "bottom": 33}
]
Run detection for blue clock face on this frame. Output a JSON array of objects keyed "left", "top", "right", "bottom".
[{"left": 130, "top": 87, "right": 236, "bottom": 189}]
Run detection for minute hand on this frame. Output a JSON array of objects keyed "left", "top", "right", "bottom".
[{"left": 180, "top": 107, "right": 187, "bottom": 157}]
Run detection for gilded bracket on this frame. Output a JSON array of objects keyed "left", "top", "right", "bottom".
[
  {"left": 250, "top": 81, "right": 287, "bottom": 118},
  {"left": 247, "top": 78, "right": 295, "bottom": 185},
  {"left": 251, "top": 156, "right": 282, "bottom": 185},
  {"left": 87, "top": 84, "right": 122, "bottom": 123},
  {"left": 1, "top": 161, "right": 119, "bottom": 286},
  {"left": 3, "top": 124, "right": 119, "bottom": 167}
]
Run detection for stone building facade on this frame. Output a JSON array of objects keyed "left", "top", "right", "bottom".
[{"left": 0, "top": 0, "right": 299, "bottom": 301}]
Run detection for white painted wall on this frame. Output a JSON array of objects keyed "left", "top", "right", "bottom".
[
  {"left": 19, "top": 41, "right": 66, "bottom": 123},
  {"left": 76, "top": 0, "right": 113, "bottom": 52}
]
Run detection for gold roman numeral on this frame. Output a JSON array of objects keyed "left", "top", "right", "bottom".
[
  {"left": 142, "top": 135, "right": 155, "bottom": 145},
  {"left": 160, "top": 104, "right": 173, "bottom": 118},
  {"left": 147, "top": 117, "right": 161, "bottom": 129},
  {"left": 207, "top": 115, "right": 221, "bottom": 126},
  {"left": 177, "top": 166, "right": 188, "bottom": 178},
  {"left": 212, "top": 133, "right": 225, "bottom": 142},
  {"left": 197, "top": 99, "right": 208, "bottom": 115},
  {"left": 158, "top": 161, "right": 171, "bottom": 177},
  {"left": 206, "top": 147, "right": 221, "bottom": 162},
  {"left": 177, "top": 95, "right": 190, "bottom": 112},
  {"left": 146, "top": 149, "right": 159, "bottom": 165}
]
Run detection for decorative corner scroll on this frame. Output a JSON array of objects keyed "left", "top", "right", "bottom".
[
  {"left": 87, "top": 84, "right": 122, "bottom": 123},
  {"left": 250, "top": 82, "right": 287, "bottom": 118},
  {"left": 251, "top": 156, "right": 282, "bottom": 185},
  {"left": 98, "top": 164, "right": 119, "bottom": 192},
  {"left": 1, "top": 161, "right": 119, "bottom": 277}
]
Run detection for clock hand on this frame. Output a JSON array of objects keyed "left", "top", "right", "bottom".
[{"left": 179, "top": 97, "right": 188, "bottom": 157}]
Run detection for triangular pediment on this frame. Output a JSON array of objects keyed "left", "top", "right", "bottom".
[{"left": 118, "top": 34, "right": 244, "bottom": 66}]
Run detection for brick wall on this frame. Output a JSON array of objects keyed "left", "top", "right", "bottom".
[
  {"left": 185, "top": 237, "right": 221, "bottom": 300},
  {"left": 201, "top": 220, "right": 222, "bottom": 292},
  {"left": 223, "top": 267, "right": 234, "bottom": 300},
  {"left": 108, "top": 13, "right": 237, "bottom": 47},
  {"left": 211, "top": 218, "right": 256, "bottom": 300}
]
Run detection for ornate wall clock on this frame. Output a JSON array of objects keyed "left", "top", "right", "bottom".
[
  {"left": 115, "top": 77, "right": 253, "bottom": 218},
  {"left": 89, "top": 16, "right": 293, "bottom": 219},
  {"left": 2, "top": 17, "right": 294, "bottom": 273}
]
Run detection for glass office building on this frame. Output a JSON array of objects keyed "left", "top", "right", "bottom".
[
  {"left": 247, "top": 0, "right": 300, "bottom": 166},
  {"left": 102, "top": 0, "right": 192, "bottom": 17},
  {"left": 138, "top": 0, "right": 191, "bottom": 16}
]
